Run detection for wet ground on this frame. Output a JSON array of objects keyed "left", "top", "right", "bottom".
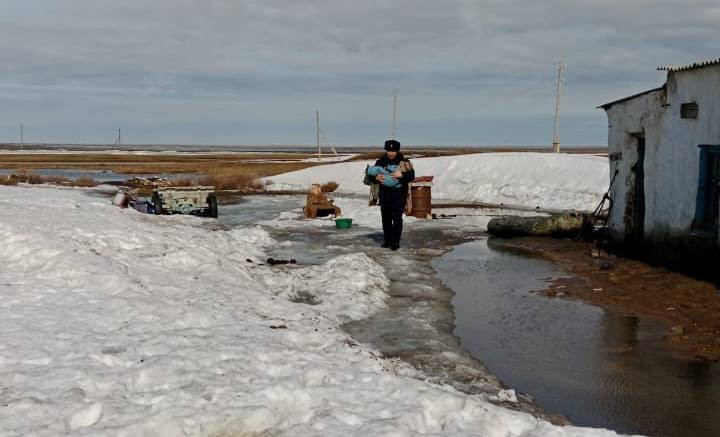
[
  {"left": 498, "top": 237, "right": 720, "bottom": 362},
  {"left": 214, "top": 196, "right": 544, "bottom": 413},
  {"left": 434, "top": 239, "right": 720, "bottom": 437},
  {"left": 98, "top": 191, "right": 720, "bottom": 436}
]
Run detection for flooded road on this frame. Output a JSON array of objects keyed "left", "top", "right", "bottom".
[
  {"left": 218, "top": 197, "right": 512, "bottom": 391},
  {"left": 210, "top": 194, "right": 720, "bottom": 436},
  {"left": 434, "top": 238, "right": 720, "bottom": 437}
]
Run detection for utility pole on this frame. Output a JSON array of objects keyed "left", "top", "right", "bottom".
[
  {"left": 316, "top": 110, "right": 321, "bottom": 162},
  {"left": 20, "top": 123, "right": 23, "bottom": 151},
  {"left": 552, "top": 60, "right": 566, "bottom": 153},
  {"left": 113, "top": 128, "right": 121, "bottom": 148},
  {"left": 391, "top": 91, "right": 398, "bottom": 140}
]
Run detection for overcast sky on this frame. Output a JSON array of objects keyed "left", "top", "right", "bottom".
[{"left": 0, "top": 0, "right": 718, "bottom": 146}]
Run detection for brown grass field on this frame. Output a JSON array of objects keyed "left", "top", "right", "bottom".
[
  {"left": 0, "top": 153, "right": 318, "bottom": 174},
  {"left": 0, "top": 150, "right": 470, "bottom": 189},
  {"left": 0, "top": 147, "right": 605, "bottom": 172},
  {"left": 0, "top": 147, "right": 605, "bottom": 191}
]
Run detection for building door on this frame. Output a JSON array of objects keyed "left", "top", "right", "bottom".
[
  {"left": 626, "top": 137, "right": 646, "bottom": 246},
  {"left": 695, "top": 146, "right": 720, "bottom": 234}
]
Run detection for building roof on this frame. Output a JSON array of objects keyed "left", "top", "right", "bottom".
[
  {"left": 657, "top": 58, "right": 720, "bottom": 72},
  {"left": 597, "top": 85, "right": 665, "bottom": 110}
]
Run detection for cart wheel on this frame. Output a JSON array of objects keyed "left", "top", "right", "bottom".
[
  {"left": 206, "top": 193, "right": 218, "bottom": 218},
  {"left": 152, "top": 193, "right": 164, "bottom": 215}
]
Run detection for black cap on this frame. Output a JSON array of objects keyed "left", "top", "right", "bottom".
[{"left": 384, "top": 140, "right": 401, "bottom": 151}]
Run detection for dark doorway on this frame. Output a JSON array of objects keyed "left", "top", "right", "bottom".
[
  {"left": 695, "top": 146, "right": 720, "bottom": 234},
  {"left": 625, "top": 137, "right": 646, "bottom": 246}
]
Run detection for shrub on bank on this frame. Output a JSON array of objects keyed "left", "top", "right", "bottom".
[
  {"left": 0, "top": 171, "right": 98, "bottom": 187},
  {"left": 74, "top": 177, "right": 98, "bottom": 187},
  {"left": 198, "top": 170, "right": 265, "bottom": 192},
  {"left": 0, "top": 176, "right": 18, "bottom": 185}
]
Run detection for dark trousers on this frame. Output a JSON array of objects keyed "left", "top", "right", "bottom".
[{"left": 381, "top": 205, "right": 404, "bottom": 245}]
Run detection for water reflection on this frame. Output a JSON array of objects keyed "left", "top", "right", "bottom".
[{"left": 434, "top": 238, "right": 720, "bottom": 437}]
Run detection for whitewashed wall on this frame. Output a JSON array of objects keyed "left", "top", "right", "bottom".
[
  {"left": 604, "top": 89, "right": 665, "bottom": 243},
  {"left": 604, "top": 65, "right": 720, "bottom": 249}
]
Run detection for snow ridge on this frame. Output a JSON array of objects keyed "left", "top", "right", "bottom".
[{"left": 267, "top": 152, "right": 610, "bottom": 212}]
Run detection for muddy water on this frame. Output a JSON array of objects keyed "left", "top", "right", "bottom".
[{"left": 434, "top": 238, "right": 720, "bottom": 437}]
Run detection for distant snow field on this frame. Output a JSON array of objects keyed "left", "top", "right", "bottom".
[
  {"left": 0, "top": 184, "right": 624, "bottom": 435},
  {"left": 266, "top": 152, "right": 610, "bottom": 212}
]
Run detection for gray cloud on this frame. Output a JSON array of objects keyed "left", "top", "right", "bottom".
[{"left": 0, "top": 0, "right": 717, "bottom": 145}]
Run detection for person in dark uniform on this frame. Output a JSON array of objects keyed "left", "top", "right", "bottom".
[{"left": 370, "top": 139, "right": 415, "bottom": 250}]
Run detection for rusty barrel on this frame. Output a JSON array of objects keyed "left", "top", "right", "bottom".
[{"left": 409, "top": 177, "right": 433, "bottom": 218}]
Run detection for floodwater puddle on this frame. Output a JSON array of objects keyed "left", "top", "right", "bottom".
[
  {"left": 434, "top": 238, "right": 720, "bottom": 437},
  {"left": 218, "top": 196, "right": 560, "bottom": 418},
  {"left": 189, "top": 194, "right": 720, "bottom": 436}
]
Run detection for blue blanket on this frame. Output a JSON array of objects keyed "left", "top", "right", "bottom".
[{"left": 367, "top": 165, "right": 401, "bottom": 188}]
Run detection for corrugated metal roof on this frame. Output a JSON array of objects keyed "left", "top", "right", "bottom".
[
  {"left": 657, "top": 58, "right": 720, "bottom": 72},
  {"left": 597, "top": 85, "right": 665, "bottom": 110}
]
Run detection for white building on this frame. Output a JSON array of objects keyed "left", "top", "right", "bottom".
[{"left": 599, "top": 58, "right": 720, "bottom": 263}]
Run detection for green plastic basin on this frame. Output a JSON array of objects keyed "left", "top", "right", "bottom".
[{"left": 335, "top": 218, "right": 353, "bottom": 229}]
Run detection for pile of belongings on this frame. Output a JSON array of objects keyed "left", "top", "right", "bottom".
[
  {"left": 303, "top": 184, "right": 341, "bottom": 218},
  {"left": 123, "top": 176, "right": 173, "bottom": 188},
  {"left": 112, "top": 188, "right": 157, "bottom": 214}
]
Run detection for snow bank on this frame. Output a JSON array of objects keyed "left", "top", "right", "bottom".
[
  {"left": 0, "top": 185, "right": 626, "bottom": 436},
  {"left": 266, "top": 152, "right": 609, "bottom": 212}
]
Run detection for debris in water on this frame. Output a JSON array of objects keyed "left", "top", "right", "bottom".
[
  {"left": 266, "top": 257, "right": 297, "bottom": 266},
  {"left": 496, "top": 389, "right": 518, "bottom": 403},
  {"left": 289, "top": 290, "right": 321, "bottom": 305},
  {"left": 432, "top": 213, "right": 458, "bottom": 220}
]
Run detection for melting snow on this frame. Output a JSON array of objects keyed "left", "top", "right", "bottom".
[
  {"left": 266, "top": 152, "right": 609, "bottom": 212},
  {"left": 0, "top": 185, "right": 628, "bottom": 436}
]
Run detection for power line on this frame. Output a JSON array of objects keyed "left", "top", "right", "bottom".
[
  {"left": 552, "top": 60, "right": 566, "bottom": 153},
  {"left": 316, "top": 110, "right": 321, "bottom": 162},
  {"left": 391, "top": 91, "right": 398, "bottom": 140}
]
